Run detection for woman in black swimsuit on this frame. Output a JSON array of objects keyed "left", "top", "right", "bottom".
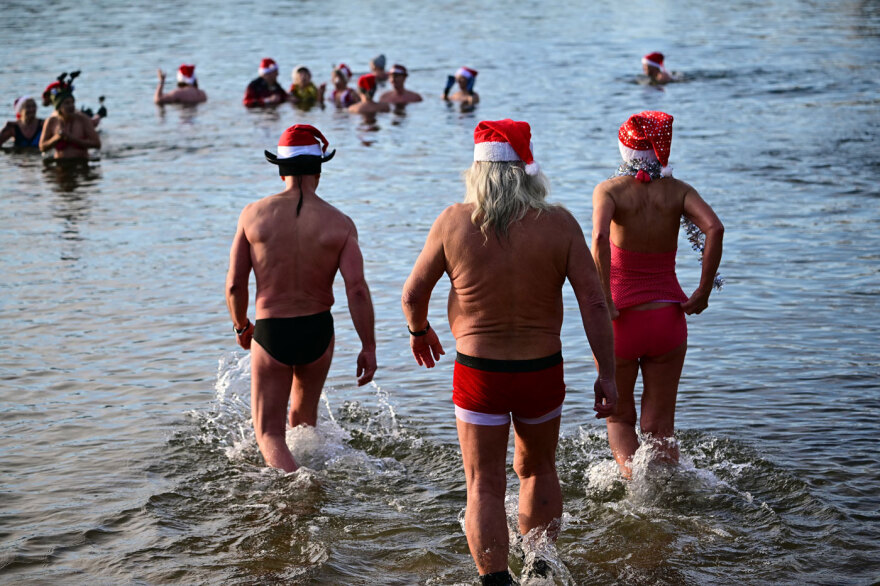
[{"left": 0, "top": 96, "right": 43, "bottom": 148}]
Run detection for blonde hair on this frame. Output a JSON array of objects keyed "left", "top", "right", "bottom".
[{"left": 463, "top": 161, "right": 553, "bottom": 240}]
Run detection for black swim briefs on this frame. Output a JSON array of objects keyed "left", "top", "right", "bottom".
[{"left": 253, "top": 311, "right": 334, "bottom": 365}]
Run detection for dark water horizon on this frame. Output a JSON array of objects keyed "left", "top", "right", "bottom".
[{"left": 1, "top": 0, "right": 879, "bottom": 584}]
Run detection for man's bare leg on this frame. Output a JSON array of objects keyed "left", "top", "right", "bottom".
[
  {"left": 606, "top": 357, "right": 640, "bottom": 478},
  {"left": 456, "top": 418, "right": 511, "bottom": 576},
  {"left": 512, "top": 415, "right": 562, "bottom": 539},
  {"left": 251, "top": 342, "right": 298, "bottom": 472},
  {"left": 289, "top": 337, "right": 334, "bottom": 428},
  {"left": 639, "top": 340, "right": 686, "bottom": 464}
]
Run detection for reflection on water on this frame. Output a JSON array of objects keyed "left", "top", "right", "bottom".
[{"left": 1, "top": 0, "right": 879, "bottom": 583}]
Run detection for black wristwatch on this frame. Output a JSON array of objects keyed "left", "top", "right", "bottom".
[
  {"left": 234, "top": 319, "right": 251, "bottom": 336},
  {"left": 408, "top": 321, "right": 431, "bottom": 336}
]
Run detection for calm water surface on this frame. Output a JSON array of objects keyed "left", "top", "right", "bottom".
[{"left": 1, "top": 0, "right": 878, "bottom": 584}]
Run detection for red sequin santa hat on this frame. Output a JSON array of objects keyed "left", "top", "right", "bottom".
[
  {"left": 641, "top": 52, "right": 667, "bottom": 73},
  {"left": 357, "top": 73, "right": 377, "bottom": 95},
  {"left": 265, "top": 124, "right": 336, "bottom": 175},
  {"left": 473, "top": 119, "right": 540, "bottom": 175},
  {"left": 177, "top": 64, "right": 197, "bottom": 85},
  {"left": 618, "top": 111, "right": 674, "bottom": 177},
  {"left": 259, "top": 58, "right": 279, "bottom": 75}
]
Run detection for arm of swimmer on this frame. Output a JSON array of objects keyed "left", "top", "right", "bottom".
[
  {"left": 77, "top": 114, "right": 101, "bottom": 149},
  {"left": 401, "top": 211, "right": 448, "bottom": 368},
  {"left": 39, "top": 117, "right": 59, "bottom": 152},
  {"left": 154, "top": 69, "right": 169, "bottom": 105},
  {"left": 338, "top": 222, "right": 377, "bottom": 386},
  {"left": 566, "top": 214, "right": 618, "bottom": 417},
  {"left": 681, "top": 185, "right": 724, "bottom": 315},
  {"left": 0, "top": 122, "right": 14, "bottom": 146},
  {"left": 225, "top": 210, "right": 254, "bottom": 349},
  {"left": 591, "top": 183, "right": 618, "bottom": 319}
]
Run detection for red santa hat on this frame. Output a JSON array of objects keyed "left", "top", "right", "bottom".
[
  {"left": 456, "top": 67, "right": 478, "bottom": 79},
  {"left": 259, "top": 58, "right": 278, "bottom": 75},
  {"left": 335, "top": 63, "right": 352, "bottom": 82},
  {"left": 14, "top": 95, "right": 32, "bottom": 116},
  {"left": 641, "top": 52, "right": 667, "bottom": 72},
  {"left": 177, "top": 64, "right": 197, "bottom": 85},
  {"left": 357, "top": 73, "right": 377, "bottom": 94},
  {"left": 389, "top": 64, "right": 408, "bottom": 76},
  {"left": 618, "top": 110, "right": 674, "bottom": 177},
  {"left": 473, "top": 119, "right": 539, "bottom": 175},
  {"left": 265, "top": 124, "right": 336, "bottom": 174}
]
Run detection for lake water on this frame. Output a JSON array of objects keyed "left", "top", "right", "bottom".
[{"left": 1, "top": 0, "right": 879, "bottom": 584}]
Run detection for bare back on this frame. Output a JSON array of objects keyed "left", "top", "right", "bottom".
[
  {"left": 240, "top": 190, "right": 355, "bottom": 318},
  {"left": 600, "top": 175, "right": 691, "bottom": 253},
  {"left": 440, "top": 203, "right": 579, "bottom": 359}
]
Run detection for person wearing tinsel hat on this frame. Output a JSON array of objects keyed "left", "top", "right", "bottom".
[
  {"left": 591, "top": 110, "right": 724, "bottom": 479},
  {"left": 154, "top": 64, "right": 207, "bottom": 105},
  {"left": 225, "top": 124, "right": 377, "bottom": 473},
  {"left": 39, "top": 72, "right": 101, "bottom": 159},
  {"left": 347, "top": 73, "right": 390, "bottom": 115},
  {"left": 641, "top": 51, "right": 673, "bottom": 84},
  {"left": 403, "top": 119, "right": 616, "bottom": 584},
  {"left": 0, "top": 96, "right": 43, "bottom": 148}
]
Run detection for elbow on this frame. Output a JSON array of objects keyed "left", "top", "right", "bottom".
[
  {"left": 226, "top": 278, "right": 246, "bottom": 298},
  {"left": 592, "top": 229, "right": 610, "bottom": 249},
  {"left": 401, "top": 286, "right": 423, "bottom": 311},
  {"left": 707, "top": 220, "right": 724, "bottom": 240},
  {"left": 346, "top": 279, "right": 371, "bottom": 304}
]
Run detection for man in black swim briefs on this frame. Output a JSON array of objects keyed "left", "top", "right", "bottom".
[{"left": 225, "top": 124, "right": 377, "bottom": 473}]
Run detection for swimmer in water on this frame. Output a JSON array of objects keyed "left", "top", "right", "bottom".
[
  {"left": 443, "top": 67, "right": 479, "bottom": 106},
  {"left": 379, "top": 64, "right": 422, "bottom": 105},
  {"left": 288, "top": 65, "right": 326, "bottom": 110},
  {"left": 641, "top": 52, "right": 673, "bottom": 84},
  {"left": 591, "top": 111, "right": 723, "bottom": 479},
  {"left": 348, "top": 74, "right": 390, "bottom": 115},
  {"left": 39, "top": 74, "right": 101, "bottom": 159},
  {"left": 370, "top": 53, "right": 388, "bottom": 82},
  {"left": 42, "top": 72, "right": 106, "bottom": 128},
  {"left": 402, "top": 119, "right": 616, "bottom": 585},
  {"left": 327, "top": 63, "right": 358, "bottom": 108},
  {"left": 0, "top": 96, "right": 43, "bottom": 148},
  {"left": 243, "top": 58, "right": 288, "bottom": 108},
  {"left": 225, "top": 124, "right": 377, "bottom": 473},
  {"left": 154, "top": 64, "right": 207, "bottom": 105}
]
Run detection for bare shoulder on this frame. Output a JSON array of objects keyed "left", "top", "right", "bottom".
[{"left": 542, "top": 205, "right": 583, "bottom": 234}]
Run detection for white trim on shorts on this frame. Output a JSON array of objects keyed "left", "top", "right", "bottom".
[{"left": 454, "top": 403, "right": 563, "bottom": 426}]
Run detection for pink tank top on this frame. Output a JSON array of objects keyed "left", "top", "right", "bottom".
[{"left": 610, "top": 241, "right": 688, "bottom": 310}]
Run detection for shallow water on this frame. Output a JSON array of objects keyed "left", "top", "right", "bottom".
[{"left": 1, "top": 0, "right": 879, "bottom": 583}]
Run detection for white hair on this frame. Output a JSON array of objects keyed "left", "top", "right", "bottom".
[{"left": 463, "top": 161, "right": 554, "bottom": 241}]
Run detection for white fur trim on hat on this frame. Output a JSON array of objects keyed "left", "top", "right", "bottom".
[
  {"left": 259, "top": 63, "right": 278, "bottom": 75},
  {"left": 474, "top": 141, "right": 520, "bottom": 162},
  {"left": 14, "top": 95, "right": 32, "bottom": 115},
  {"left": 619, "top": 142, "right": 658, "bottom": 163},
  {"left": 474, "top": 141, "right": 536, "bottom": 162},
  {"left": 277, "top": 143, "right": 324, "bottom": 159},
  {"left": 177, "top": 72, "right": 196, "bottom": 85},
  {"left": 641, "top": 58, "right": 666, "bottom": 70}
]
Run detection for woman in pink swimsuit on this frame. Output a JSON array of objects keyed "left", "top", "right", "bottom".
[{"left": 591, "top": 111, "right": 724, "bottom": 478}]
